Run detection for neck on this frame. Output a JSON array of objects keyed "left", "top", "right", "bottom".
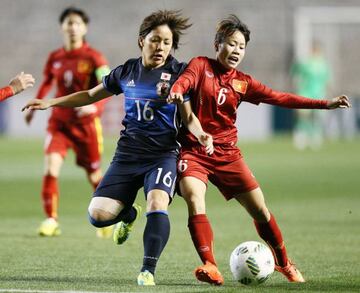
[
  {"left": 64, "top": 39, "right": 83, "bottom": 51},
  {"left": 216, "top": 58, "right": 234, "bottom": 73}
]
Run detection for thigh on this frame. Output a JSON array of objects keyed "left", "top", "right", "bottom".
[
  {"left": 144, "top": 156, "right": 177, "bottom": 200},
  {"left": 94, "top": 160, "right": 143, "bottom": 207},
  {"left": 70, "top": 118, "right": 103, "bottom": 172},
  {"left": 210, "top": 155, "right": 259, "bottom": 200}
]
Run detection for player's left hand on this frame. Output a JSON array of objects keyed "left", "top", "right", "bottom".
[
  {"left": 198, "top": 133, "right": 214, "bottom": 155},
  {"left": 75, "top": 104, "right": 98, "bottom": 117},
  {"left": 327, "top": 95, "right": 351, "bottom": 109},
  {"left": 167, "top": 92, "right": 184, "bottom": 104}
]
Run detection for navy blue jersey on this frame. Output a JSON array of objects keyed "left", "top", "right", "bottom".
[{"left": 103, "top": 56, "right": 189, "bottom": 160}]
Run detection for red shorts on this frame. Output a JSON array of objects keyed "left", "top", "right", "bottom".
[
  {"left": 45, "top": 116, "right": 103, "bottom": 173},
  {"left": 177, "top": 145, "right": 259, "bottom": 200}
]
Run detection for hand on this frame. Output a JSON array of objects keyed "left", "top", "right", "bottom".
[
  {"left": 22, "top": 99, "right": 51, "bottom": 112},
  {"left": 9, "top": 72, "right": 35, "bottom": 94},
  {"left": 327, "top": 95, "right": 351, "bottom": 109},
  {"left": 198, "top": 133, "right": 214, "bottom": 155},
  {"left": 75, "top": 104, "right": 97, "bottom": 117},
  {"left": 166, "top": 92, "right": 184, "bottom": 104}
]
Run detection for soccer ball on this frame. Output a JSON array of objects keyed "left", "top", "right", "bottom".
[{"left": 230, "top": 241, "right": 275, "bottom": 285}]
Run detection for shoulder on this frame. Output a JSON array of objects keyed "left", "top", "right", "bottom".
[
  {"left": 86, "top": 45, "right": 106, "bottom": 58},
  {"left": 109, "top": 58, "right": 140, "bottom": 78},
  {"left": 48, "top": 48, "right": 64, "bottom": 60},
  {"left": 123, "top": 57, "right": 140, "bottom": 67},
  {"left": 83, "top": 45, "right": 108, "bottom": 64},
  {"left": 166, "top": 56, "right": 188, "bottom": 74},
  {"left": 190, "top": 56, "right": 210, "bottom": 67}
]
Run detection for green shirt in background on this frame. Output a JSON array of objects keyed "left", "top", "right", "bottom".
[{"left": 291, "top": 56, "right": 330, "bottom": 99}]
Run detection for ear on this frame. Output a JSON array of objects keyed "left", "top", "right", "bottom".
[{"left": 138, "top": 37, "right": 144, "bottom": 48}]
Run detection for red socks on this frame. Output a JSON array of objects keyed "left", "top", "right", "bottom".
[
  {"left": 188, "top": 214, "right": 217, "bottom": 265},
  {"left": 41, "top": 175, "right": 59, "bottom": 219},
  {"left": 254, "top": 213, "right": 288, "bottom": 267},
  {"left": 189, "top": 213, "right": 289, "bottom": 268}
]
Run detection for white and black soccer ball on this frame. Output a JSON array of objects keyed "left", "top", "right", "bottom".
[{"left": 230, "top": 241, "right": 275, "bottom": 285}]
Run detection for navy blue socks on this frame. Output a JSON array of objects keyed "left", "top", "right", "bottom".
[{"left": 141, "top": 211, "right": 170, "bottom": 275}]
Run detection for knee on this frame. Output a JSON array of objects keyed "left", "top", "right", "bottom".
[
  {"left": 147, "top": 193, "right": 169, "bottom": 212},
  {"left": 88, "top": 207, "right": 108, "bottom": 224},
  {"left": 252, "top": 207, "right": 271, "bottom": 222},
  {"left": 183, "top": 193, "right": 205, "bottom": 215}
]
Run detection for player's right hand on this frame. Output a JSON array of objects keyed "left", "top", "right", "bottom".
[
  {"left": 167, "top": 92, "right": 184, "bottom": 104},
  {"left": 22, "top": 99, "right": 51, "bottom": 112},
  {"left": 198, "top": 133, "right": 214, "bottom": 155}
]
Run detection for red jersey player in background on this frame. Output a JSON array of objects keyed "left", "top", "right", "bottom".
[
  {"left": 24, "top": 7, "right": 111, "bottom": 238},
  {"left": 169, "top": 15, "right": 350, "bottom": 285},
  {"left": 0, "top": 72, "right": 35, "bottom": 102}
]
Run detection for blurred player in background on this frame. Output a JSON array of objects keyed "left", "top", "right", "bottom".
[
  {"left": 170, "top": 15, "right": 350, "bottom": 285},
  {"left": 0, "top": 72, "right": 35, "bottom": 102},
  {"left": 23, "top": 10, "right": 212, "bottom": 286},
  {"left": 291, "top": 41, "right": 331, "bottom": 150},
  {"left": 24, "top": 7, "right": 111, "bottom": 238}
]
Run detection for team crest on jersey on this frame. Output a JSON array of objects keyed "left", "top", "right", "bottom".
[
  {"left": 156, "top": 80, "right": 171, "bottom": 98},
  {"left": 77, "top": 60, "right": 93, "bottom": 74},
  {"left": 232, "top": 79, "right": 248, "bottom": 94}
]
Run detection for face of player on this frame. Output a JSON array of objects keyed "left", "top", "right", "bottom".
[
  {"left": 216, "top": 30, "right": 246, "bottom": 70},
  {"left": 139, "top": 24, "right": 173, "bottom": 69},
  {"left": 61, "top": 13, "right": 88, "bottom": 48}
]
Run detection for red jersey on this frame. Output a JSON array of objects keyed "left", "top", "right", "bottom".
[
  {"left": 172, "top": 56, "right": 329, "bottom": 146},
  {"left": 0, "top": 86, "right": 14, "bottom": 102},
  {"left": 37, "top": 43, "right": 108, "bottom": 122}
]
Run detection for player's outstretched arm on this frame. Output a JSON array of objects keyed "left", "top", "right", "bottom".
[
  {"left": 22, "top": 83, "right": 111, "bottom": 111},
  {"left": 327, "top": 95, "right": 351, "bottom": 109},
  {"left": 178, "top": 99, "right": 214, "bottom": 155}
]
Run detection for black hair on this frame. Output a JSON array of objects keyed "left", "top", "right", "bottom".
[
  {"left": 59, "top": 7, "right": 89, "bottom": 24},
  {"left": 138, "top": 10, "right": 191, "bottom": 50},
  {"left": 215, "top": 15, "right": 250, "bottom": 46}
]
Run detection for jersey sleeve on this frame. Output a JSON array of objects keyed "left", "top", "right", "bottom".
[
  {"left": 0, "top": 86, "right": 14, "bottom": 102},
  {"left": 243, "top": 75, "right": 328, "bottom": 109},
  {"left": 102, "top": 65, "right": 124, "bottom": 95},
  {"left": 36, "top": 54, "right": 54, "bottom": 100},
  {"left": 171, "top": 57, "right": 204, "bottom": 95}
]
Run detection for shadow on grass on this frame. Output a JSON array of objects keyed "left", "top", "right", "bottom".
[{"left": 1, "top": 276, "right": 359, "bottom": 293}]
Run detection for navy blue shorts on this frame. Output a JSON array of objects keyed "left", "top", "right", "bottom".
[{"left": 94, "top": 155, "right": 177, "bottom": 206}]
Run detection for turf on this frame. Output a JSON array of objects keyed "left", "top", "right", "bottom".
[{"left": 0, "top": 136, "right": 359, "bottom": 293}]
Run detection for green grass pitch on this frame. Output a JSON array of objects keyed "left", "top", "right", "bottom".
[{"left": 0, "top": 136, "right": 359, "bottom": 293}]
